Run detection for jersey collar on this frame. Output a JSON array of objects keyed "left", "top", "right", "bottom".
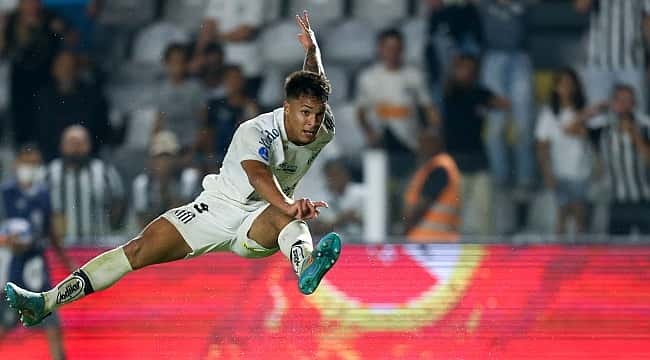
[{"left": 274, "top": 107, "right": 289, "bottom": 142}]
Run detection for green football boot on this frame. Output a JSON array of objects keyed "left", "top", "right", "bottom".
[
  {"left": 4, "top": 282, "right": 51, "bottom": 327},
  {"left": 298, "top": 232, "right": 342, "bottom": 295}
]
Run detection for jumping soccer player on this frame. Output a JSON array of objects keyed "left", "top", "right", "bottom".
[{"left": 5, "top": 11, "right": 341, "bottom": 327}]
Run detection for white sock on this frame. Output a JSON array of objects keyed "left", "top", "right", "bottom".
[
  {"left": 277, "top": 220, "right": 313, "bottom": 276},
  {"left": 43, "top": 246, "right": 133, "bottom": 312}
]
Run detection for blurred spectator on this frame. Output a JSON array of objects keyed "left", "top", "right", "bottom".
[
  {"left": 535, "top": 68, "right": 592, "bottom": 235},
  {"left": 310, "top": 159, "right": 365, "bottom": 240},
  {"left": 403, "top": 128, "right": 460, "bottom": 243},
  {"left": 46, "top": 0, "right": 96, "bottom": 57},
  {"left": 575, "top": 84, "right": 650, "bottom": 235},
  {"left": 133, "top": 131, "right": 194, "bottom": 228},
  {"left": 36, "top": 50, "right": 110, "bottom": 161},
  {"left": 442, "top": 54, "right": 509, "bottom": 235},
  {"left": 154, "top": 43, "right": 203, "bottom": 154},
  {"left": 0, "top": 144, "right": 74, "bottom": 360},
  {"left": 200, "top": 0, "right": 264, "bottom": 97},
  {"left": 478, "top": 0, "right": 534, "bottom": 190},
  {"left": 1, "top": 0, "right": 65, "bottom": 145},
  {"left": 576, "top": 0, "right": 650, "bottom": 111},
  {"left": 357, "top": 28, "right": 440, "bottom": 172},
  {"left": 45, "top": 125, "right": 125, "bottom": 246},
  {"left": 424, "top": 0, "right": 482, "bottom": 94},
  {"left": 192, "top": 42, "right": 225, "bottom": 100},
  {"left": 205, "top": 64, "right": 259, "bottom": 163}
]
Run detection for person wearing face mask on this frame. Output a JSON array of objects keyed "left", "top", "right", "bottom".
[
  {"left": 0, "top": 143, "right": 71, "bottom": 360},
  {"left": 45, "top": 125, "right": 126, "bottom": 246}
]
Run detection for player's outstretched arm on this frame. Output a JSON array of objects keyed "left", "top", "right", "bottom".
[
  {"left": 242, "top": 160, "right": 327, "bottom": 220},
  {"left": 296, "top": 10, "right": 325, "bottom": 77}
]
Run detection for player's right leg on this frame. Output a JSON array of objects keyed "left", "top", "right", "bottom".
[
  {"left": 4, "top": 217, "right": 191, "bottom": 327},
  {"left": 246, "top": 205, "right": 341, "bottom": 295}
]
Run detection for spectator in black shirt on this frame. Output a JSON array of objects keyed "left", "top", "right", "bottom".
[
  {"left": 442, "top": 54, "right": 509, "bottom": 235},
  {"left": 1, "top": 0, "right": 65, "bottom": 145},
  {"left": 36, "top": 50, "right": 109, "bottom": 160},
  {"left": 205, "top": 64, "right": 258, "bottom": 163}
]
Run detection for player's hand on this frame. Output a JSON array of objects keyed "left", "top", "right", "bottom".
[
  {"left": 295, "top": 10, "right": 318, "bottom": 51},
  {"left": 286, "top": 198, "right": 328, "bottom": 220}
]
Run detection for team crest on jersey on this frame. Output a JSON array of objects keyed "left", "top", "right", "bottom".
[{"left": 258, "top": 147, "right": 269, "bottom": 161}]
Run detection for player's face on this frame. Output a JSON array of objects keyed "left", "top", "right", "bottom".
[{"left": 284, "top": 95, "right": 326, "bottom": 145}]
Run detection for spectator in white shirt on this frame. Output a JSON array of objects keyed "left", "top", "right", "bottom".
[
  {"left": 357, "top": 28, "right": 440, "bottom": 171},
  {"left": 198, "top": 0, "right": 264, "bottom": 97},
  {"left": 310, "top": 159, "right": 365, "bottom": 241},
  {"left": 536, "top": 68, "right": 594, "bottom": 234}
]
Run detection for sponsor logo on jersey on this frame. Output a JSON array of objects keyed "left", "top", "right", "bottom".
[
  {"left": 258, "top": 129, "right": 280, "bottom": 149},
  {"left": 56, "top": 276, "right": 85, "bottom": 304},
  {"left": 278, "top": 163, "right": 297, "bottom": 173}
]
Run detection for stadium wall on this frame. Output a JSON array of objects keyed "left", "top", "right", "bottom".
[{"left": 1, "top": 244, "right": 649, "bottom": 359}]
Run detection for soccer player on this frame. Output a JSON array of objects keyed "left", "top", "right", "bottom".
[
  {"left": 0, "top": 145, "right": 70, "bottom": 359},
  {"left": 5, "top": 11, "right": 341, "bottom": 327}
]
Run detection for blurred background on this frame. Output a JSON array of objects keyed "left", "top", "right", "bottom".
[{"left": 0, "top": 0, "right": 649, "bottom": 359}]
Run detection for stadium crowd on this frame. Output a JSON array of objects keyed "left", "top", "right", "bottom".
[{"left": 0, "top": 0, "right": 647, "bottom": 246}]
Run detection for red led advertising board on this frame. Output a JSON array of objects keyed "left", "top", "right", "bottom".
[{"left": 1, "top": 244, "right": 649, "bottom": 359}]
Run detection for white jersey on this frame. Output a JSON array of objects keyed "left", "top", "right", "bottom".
[{"left": 202, "top": 106, "right": 335, "bottom": 209}]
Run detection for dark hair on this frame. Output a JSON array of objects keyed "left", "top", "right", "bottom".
[
  {"left": 163, "top": 43, "right": 190, "bottom": 62},
  {"left": 377, "top": 28, "right": 403, "bottom": 45},
  {"left": 550, "top": 67, "right": 586, "bottom": 115},
  {"left": 443, "top": 53, "right": 479, "bottom": 96},
  {"left": 612, "top": 83, "right": 636, "bottom": 99},
  {"left": 203, "top": 42, "right": 223, "bottom": 56},
  {"left": 284, "top": 70, "right": 331, "bottom": 103},
  {"left": 223, "top": 63, "right": 243, "bottom": 75}
]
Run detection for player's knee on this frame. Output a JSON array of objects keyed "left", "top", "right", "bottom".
[{"left": 122, "top": 238, "right": 145, "bottom": 270}]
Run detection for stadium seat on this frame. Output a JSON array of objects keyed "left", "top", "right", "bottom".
[
  {"left": 351, "top": 0, "right": 408, "bottom": 30},
  {"left": 131, "top": 22, "right": 190, "bottom": 64},
  {"left": 258, "top": 67, "right": 289, "bottom": 109},
  {"left": 106, "top": 82, "right": 159, "bottom": 114},
  {"left": 321, "top": 19, "right": 376, "bottom": 68},
  {"left": 400, "top": 18, "right": 426, "bottom": 67},
  {"left": 259, "top": 20, "right": 306, "bottom": 70},
  {"left": 97, "top": 0, "right": 156, "bottom": 28},
  {"left": 331, "top": 102, "right": 365, "bottom": 157},
  {"left": 0, "top": 60, "right": 9, "bottom": 112},
  {"left": 162, "top": 0, "right": 209, "bottom": 33},
  {"left": 324, "top": 64, "right": 349, "bottom": 105},
  {"left": 288, "top": 0, "right": 345, "bottom": 29},
  {"left": 0, "top": 0, "right": 16, "bottom": 15},
  {"left": 264, "top": 0, "right": 284, "bottom": 23}
]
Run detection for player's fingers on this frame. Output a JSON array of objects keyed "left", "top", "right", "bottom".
[
  {"left": 303, "top": 10, "right": 311, "bottom": 29},
  {"left": 295, "top": 14, "right": 307, "bottom": 32},
  {"left": 313, "top": 201, "right": 329, "bottom": 209}
]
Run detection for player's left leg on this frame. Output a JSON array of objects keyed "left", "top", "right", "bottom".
[{"left": 246, "top": 206, "right": 341, "bottom": 295}]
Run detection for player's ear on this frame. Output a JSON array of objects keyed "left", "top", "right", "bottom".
[{"left": 283, "top": 100, "right": 290, "bottom": 113}]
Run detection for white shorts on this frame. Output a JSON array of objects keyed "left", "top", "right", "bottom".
[{"left": 161, "top": 191, "right": 279, "bottom": 259}]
